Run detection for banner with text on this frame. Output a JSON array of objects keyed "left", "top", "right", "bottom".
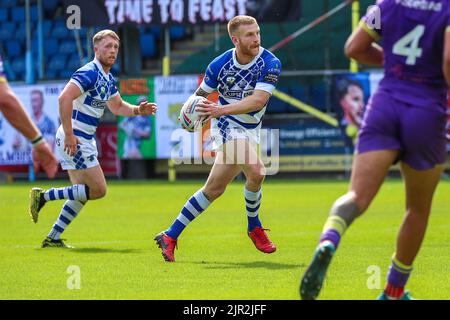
[
  {"left": 262, "top": 115, "right": 351, "bottom": 172},
  {"left": 64, "top": 0, "right": 301, "bottom": 26}
]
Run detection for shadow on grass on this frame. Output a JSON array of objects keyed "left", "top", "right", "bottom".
[
  {"left": 69, "top": 247, "right": 143, "bottom": 254},
  {"left": 186, "top": 260, "right": 305, "bottom": 270}
]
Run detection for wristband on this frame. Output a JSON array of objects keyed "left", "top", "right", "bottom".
[
  {"left": 31, "top": 135, "right": 45, "bottom": 147},
  {"left": 133, "top": 106, "right": 140, "bottom": 116}
]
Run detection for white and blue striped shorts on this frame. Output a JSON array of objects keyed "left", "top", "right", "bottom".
[
  {"left": 210, "top": 119, "right": 260, "bottom": 151},
  {"left": 55, "top": 126, "right": 99, "bottom": 170}
]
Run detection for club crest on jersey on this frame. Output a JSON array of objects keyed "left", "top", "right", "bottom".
[{"left": 226, "top": 76, "right": 236, "bottom": 86}]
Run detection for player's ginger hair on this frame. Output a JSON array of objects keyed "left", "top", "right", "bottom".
[
  {"left": 227, "top": 15, "right": 258, "bottom": 37},
  {"left": 92, "top": 29, "right": 120, "bottom": 47}
]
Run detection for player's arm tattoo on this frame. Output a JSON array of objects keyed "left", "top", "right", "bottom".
[{"left": 194, "top": 87, "right": 210, "bottom": 98}]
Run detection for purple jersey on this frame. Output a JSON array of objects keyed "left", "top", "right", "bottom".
[{"left": 362, "top": 0, "right": 450, "bottom": 110}]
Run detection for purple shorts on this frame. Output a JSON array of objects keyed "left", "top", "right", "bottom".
[{"left": 357, "top": 88, "right": 447, "bottom": 170}]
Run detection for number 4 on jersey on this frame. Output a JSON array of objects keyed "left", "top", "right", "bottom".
[{"left": 392, "top": 25, "right": 425, "bottom": 66}]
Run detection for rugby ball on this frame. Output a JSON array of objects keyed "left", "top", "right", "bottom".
[{"left": 179, "top": 95, "right": 209, "bottom": 132}]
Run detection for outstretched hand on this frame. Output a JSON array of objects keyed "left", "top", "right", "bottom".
[
  {"left": 32, "top": 142, "right": 58, "bottom": 179},
  {"left": 138, "top": 101, "right": 157, "bottom": 116}
]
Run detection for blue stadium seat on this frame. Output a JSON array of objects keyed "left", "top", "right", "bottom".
[
  {"left": 0, "top": 8, "right": 8, "bottom": 20},
  {"left": 140, "top": 33, "right": 156, "bottom": 58},
  {"left": 41, "top": 20, "right": 53, "bottom": 37},
  {"left": 30, "top": 5, "right": 38, "bottom": 22},
  {"left": 7, "top": 71, "right": 17, "bottom": 81},
  {"left": 44, "top": 38, "right": 59, "bottom": 56},
  {"left": 11, "top": 58, "right": 26, "bottom": 75},
  {"left": 0, "top": 22, "right": 15, "bottom": 41},
  {"left": 5, "top": 40, "right": 22, "bottom": 57},
  {"left": 52, "top": 19, "right": 70, "bottom": 39},
  {"left": 0, "top": 0, "right": 17, "bottom": 8},
  {"left": 48, "top": 54, "right": 67, "bottom": 73},
  {"left": 43, "top": 0, "right": 60, "bottom": 15},
  {"left": 59, "top": 40, "right": 77, "bottom": 55},
  {"left": 138, "top": 25, "right": 147, "bottom": 34},
  {"left": 15, "top": 22, "right": 26, "bottom": 40},
  {"left": 66, "top": 54, "right": 82, "bottom": 72},
  {"left": 46, "top": 69, "right": 57, "bottom": 79},
  {"left": 170, "top": 26, "right": 186, "bottom": 40},
  {"left": 11, "top": 6, "right": 25, "bottom": 23},
  {"left": 75, "top": 27, "right": 87, "bottom": 39},
  {"left": 149, "top": 26, "right": 161, "bottom": 39},
  {"left": 59, "top": 69, "right": 74, "bottom": 79},
  {"left": 32, "top": 39, "right": 48, "bottom": 61}
]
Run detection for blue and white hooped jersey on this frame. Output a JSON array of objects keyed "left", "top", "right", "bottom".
[
  {"left": 69, "top": 58, "right": 118, "bottom": 139},
  {"left": 200, "top": 47, "right": 281, "bottom": 130}
]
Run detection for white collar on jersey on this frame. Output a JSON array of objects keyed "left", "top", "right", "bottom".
[
  {"left": 93, "top": 57, "right": 110, "bottom": 78},
  {"left": 232, "top": 47, "right": 264, "bottom": 70}
]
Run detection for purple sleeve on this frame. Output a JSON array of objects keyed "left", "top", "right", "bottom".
[{"left": 361, "top": 0, "right": 392, "bottom": 40}]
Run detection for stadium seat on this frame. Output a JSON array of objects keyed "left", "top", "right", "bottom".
[
  {"left": 169, "top": 26, "right": 186, "bottom": 40},
  {"left": 11, "top": 58, "right": 26, "bottom": 75},
  {"left": 0, "top": 22, "right": 15, "bottom": 41},
  {"left": 15, "top": 22, "right": 26, "bottom": 40},
  {"left": 138, "top": 25, "right": 147, "bottom": 34},
  {"left": 11, "top": 6, "right": 25, "bottom": 23},
  {"left": 43, "top": 0, "right": 60, "bottom": 15},
  {"left": 52, "top": 19, "right": 70, "bottom": 39},
  {"left": 1, "top": 0, "right": 17, "bottom": 8},
  {"left": 30, "top": 5, "right": 38, "bottom": 22},
  {"left": 44, "top": 38, "right": 59, "bottom": 56},
  {"left": 5, "top": 40, "right": 22, "bottom": 57},
  {"left": 0, "top": 8, "right": 8, "bottom": 21},
  {"left": 59, "top": 69, "right": 74, "bottom": 79},
  {"left": 7, "top": 71, "right": 17, "bottom": 81},
  {"left": 59, "top": 40, "right": 77, "bottom": 55},
  {"left": 66, "top": 54, "right": 82, "bottom": 72},
  {"left": 76, "top": 27, "right": 87, "bottom": 39},
  {"left": 140, "top": 33, "right": 157, "bottom": 58},
  {"left": 41, "top": 20, "right": 53, "bottom": 37},
  {"left": 149, "top": 26, "right": 161, "bottom": 39},
  {"left": 45, "top": 69, "right": 57, "bottom": 79},
  {"left": 47, "top": 54, "right": 67, "bottom": 73}
]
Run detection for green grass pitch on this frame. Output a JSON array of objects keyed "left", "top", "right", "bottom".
[{"left": 1, "top": 178, "right": 449, "bottom": 300}]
